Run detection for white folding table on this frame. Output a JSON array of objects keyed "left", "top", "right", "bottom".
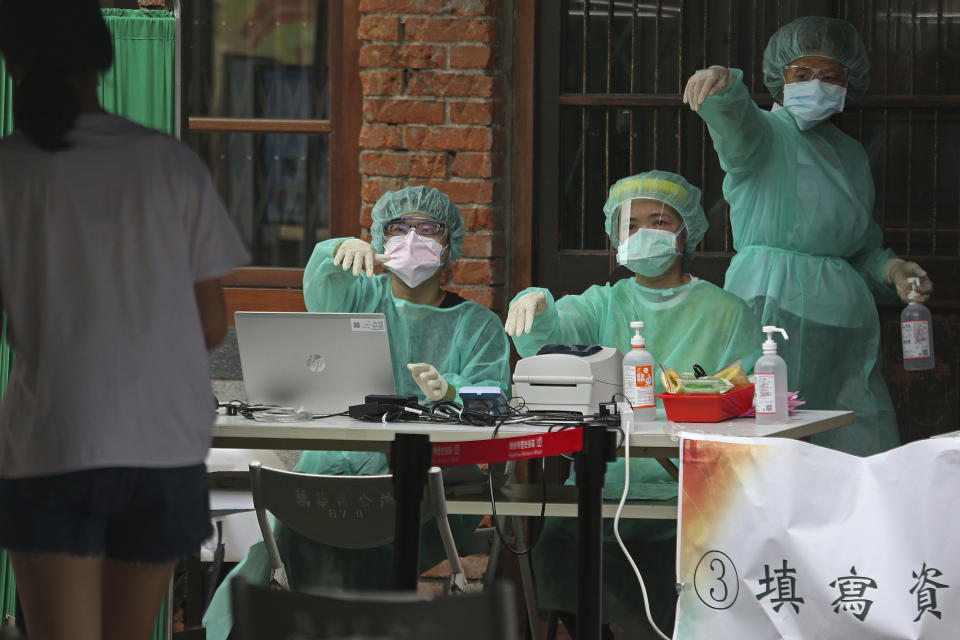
[{"left": 211, "top": 409, "right": 853, "bottom": 519}]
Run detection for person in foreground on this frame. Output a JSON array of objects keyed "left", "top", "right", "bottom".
[
  {"left": 682, "top": 16, "right": 933, "bottom": 456},
  {"left": 203, "top": 185, "right": 510, "bottom": 640},
  {"left": 0, "top": 2, "right": 249, "bottom": 639},
  {"left": 505, "top": 170, "right": 760, "bottom": 638}
]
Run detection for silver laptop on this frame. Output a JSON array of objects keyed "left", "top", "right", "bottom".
[{"left": 235, "top": 311, "right": 396, "bottom": 414}]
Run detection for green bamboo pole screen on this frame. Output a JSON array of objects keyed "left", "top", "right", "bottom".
[
  {"left": 0, "top": 53, "right": 16, "bottom": 628},
  {"left": 100, "top": 9, "right": 177, "bottom": 136}
]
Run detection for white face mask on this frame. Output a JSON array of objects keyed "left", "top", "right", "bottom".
[
  {"left": 782, "top": 79, "right": 847, "bottom": 131},
  {"left": 383, "top": 230, "right": 447, "bottom": 288}
]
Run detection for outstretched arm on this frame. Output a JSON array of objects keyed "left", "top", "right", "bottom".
[
  {"left": 302, "top": 238, "right": 387, "bottom": 313},
  {"left": 687, "top": 67, "right": 776, "bottom": 176}
]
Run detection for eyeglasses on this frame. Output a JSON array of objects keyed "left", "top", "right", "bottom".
[
  {"left": 383, "top": 218, "right": 447, "bottom": 237},
  {"left": 782, "top": 64, "right": 848, "bottom": 85}
]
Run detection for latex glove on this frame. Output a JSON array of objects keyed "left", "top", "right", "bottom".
[
  {"left": 332, "top": 239, "right": 390, "bottom": 278},
  {"left": 682, "top": 66, "right": 732, "bottom": 112},
  {"left": 885, "top": 258, "right": 933, "bottom": 303},
  {"left": 407, "top": 363, "right": 455, "bottom": 403},
  {"left": 503, "top": 291, "right": 548, "bottom": 337}
]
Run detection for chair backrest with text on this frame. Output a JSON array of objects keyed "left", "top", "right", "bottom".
[
  {"left": 230, "top": 575, "right": 518, "bottom": 640},
  {"left": 249, "top": 462, "right": 466, "bottom": 592}
]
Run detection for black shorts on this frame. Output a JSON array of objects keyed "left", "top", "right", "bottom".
[{"left": 0, "top": 465, "right": 212, "bottom": 563}]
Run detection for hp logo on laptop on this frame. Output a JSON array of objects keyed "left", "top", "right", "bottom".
[{"left": 306, "top": 354, "right": 326, "bottom": 373}]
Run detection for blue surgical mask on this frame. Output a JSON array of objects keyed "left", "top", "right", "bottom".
[
  {"left": 782, "top": 79, "right": 847, "bottom": 131},
  {"left": 616, "top": 227, "right": 683, "bottom": 277}
]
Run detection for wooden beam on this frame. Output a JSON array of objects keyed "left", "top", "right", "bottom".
[
  {"left": 188, "top": 117, "right": 332, "bottom": 134},
  {"left": 509, "top": 0, "right": 536, "bottom": 295},
  {"left": 224, "top": 289, "right": 307, "bottom": 327},
  {"left": 330, "top": 1, "right": 362, "bottom": 239},
  {"left": 221, "top": 267, "right": 305, "bottom": 289}
]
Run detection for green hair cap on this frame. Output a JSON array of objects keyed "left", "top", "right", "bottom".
[
  {"left": 603, "top": 170, "right": 707, "bottom": 261},
  {"left": 370, "top": 186, "right": 466, "bottom": 260},
  {"left": 763, "top": 16, "right": 870, "bottom": 103}
]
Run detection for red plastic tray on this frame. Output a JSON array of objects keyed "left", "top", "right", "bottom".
[{"left": 657, "top": 384, "right": 755, "bottom": 423}]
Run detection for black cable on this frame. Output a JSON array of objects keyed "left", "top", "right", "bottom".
[
  {"left": 554, "top": 423, "right": 579, "bottom": 462},
  {"left": 608, "top": 392, "right": 630, "bottom": 450},
  {"left": 485, "top": 410, "right": 552, "bottom": 556},
  {"left": 217, "top": 400, "right": 351, "bottom": 421},
  {"left": 311, "top": 410, "right": 350, "bottom": 420},
  {"left": 352, "top": 399, "right": 432, "bottom": 423},
  {"left": 218, "top": 399, "right": 246, "bottom": 415},
  {"left": 218, "top": 399, "right": 270, "bottom": 418}
]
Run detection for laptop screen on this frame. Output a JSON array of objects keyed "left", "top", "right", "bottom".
[{"left": 235, "top": 311, "right": 396, "bottom": 414}]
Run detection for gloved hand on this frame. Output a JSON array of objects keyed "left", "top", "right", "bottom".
[
  {"left": 885, "top": 258, "right": 933, "bottom": 303},
  {"left": 682, "top": 66, "right": 732, "bottom": 112},
  {"left": 333, "top": 239, "right": 390, "bottom": 278},
  {"left": 503, "top": 291, "right": 548, "bottom": 337},
  {"left": 407, "top": 363, "right": 455, "bottom": 403}
]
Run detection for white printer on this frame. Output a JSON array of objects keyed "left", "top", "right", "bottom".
[{"left": 512, "top": 345, "right": 624, "bottom": 414}]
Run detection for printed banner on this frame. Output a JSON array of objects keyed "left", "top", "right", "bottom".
[
  {"left": 431, "top": 428, "right": 583, "bottom": 467},
  {"left": 675, "top": 434, "right": 960, "bottom": 639}
]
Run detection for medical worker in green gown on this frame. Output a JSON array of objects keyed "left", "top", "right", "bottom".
[
  {"left": 505, "top": 170, "right": 761, "bottom": 637},
  {"left": 204, "top": 186, "right": 510, "bottom": 640},
  {"left": 682, "top": 16, "right": 933, "bottom": 457}
]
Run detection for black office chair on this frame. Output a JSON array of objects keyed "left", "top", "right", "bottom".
[{"left": 230, "top": 575, "right": 518, "bottom": 640}]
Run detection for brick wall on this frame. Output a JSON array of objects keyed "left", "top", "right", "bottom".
[{"left": 357, "top": 0, "right": 505, "bottom": 311}]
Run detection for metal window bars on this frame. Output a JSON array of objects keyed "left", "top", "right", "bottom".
[{"left": 554, "top": 0, "right": 960, "bottom": 258}]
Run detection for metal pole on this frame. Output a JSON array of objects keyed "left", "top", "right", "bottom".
[
  {"left": 390, "top": 433, "right": 432, "bottom": 590},
  {"left": 172, "top": 0, "right": 182, "bottom": 140},
  {"left": 574, "top": 425, "right": 617, "bottom": 640}
]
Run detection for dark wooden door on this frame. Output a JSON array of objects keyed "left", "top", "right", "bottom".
[{"left": 533, "top": 0, "right": 960, "bottom": 440}]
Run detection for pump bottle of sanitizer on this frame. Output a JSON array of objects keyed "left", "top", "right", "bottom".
[
  {"left": 755, "top": 326, "right": 789, "bottom": 425},
  {"left": 901, "top": 277, "right": 935, "bottom": 371},
  {"left": 622, "top": 321, "right": 656, "bottom": 422}
]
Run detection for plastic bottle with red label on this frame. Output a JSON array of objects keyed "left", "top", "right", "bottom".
[
  {"left": 755, "top": 326, "right": 789, "bottom": 425},
  {"left": 901, "top": 277, "right": 935, "bottom": 371},
  {"left": 622, "top": 321, "right": 656, "bottom": 422}
]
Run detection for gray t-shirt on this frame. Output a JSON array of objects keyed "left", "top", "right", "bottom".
[{"left": 0, "top": 113, "right": 249, "bottom": 478}]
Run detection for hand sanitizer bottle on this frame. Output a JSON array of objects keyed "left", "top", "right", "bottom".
[
  {"left": 901, "top": 277, "right": 935, "bottom": 371},
  {"left": 755, "top": 326, "right": 789, "bottom": 425},
  {"left": 622, "top": 321, "right": 656, "bottom": 422}
]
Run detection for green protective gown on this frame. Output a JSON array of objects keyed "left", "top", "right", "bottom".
[
  {"left": 300, "top": 238, "right": 511, "bottom": 402},
  {"left": 512, "top": 277, "right": 760, "bottom": 633},
  {"left": 203, "top": 238, "right": 511, "bottom": 640},
  {"left": 698, "top": 69, "right": 900, "bottom": 457}
]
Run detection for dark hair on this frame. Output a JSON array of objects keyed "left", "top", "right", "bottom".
[{"left": 0, "top": 0, "right": 113, "bottom": 150}]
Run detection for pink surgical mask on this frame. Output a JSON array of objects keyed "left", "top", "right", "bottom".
[{"left": 383, "top": 230, "right": 447, "bottom": 288}]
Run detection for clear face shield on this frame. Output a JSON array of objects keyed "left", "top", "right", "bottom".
[{"left": 615, "top": 198, "right": 686, "bottom": 277}]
